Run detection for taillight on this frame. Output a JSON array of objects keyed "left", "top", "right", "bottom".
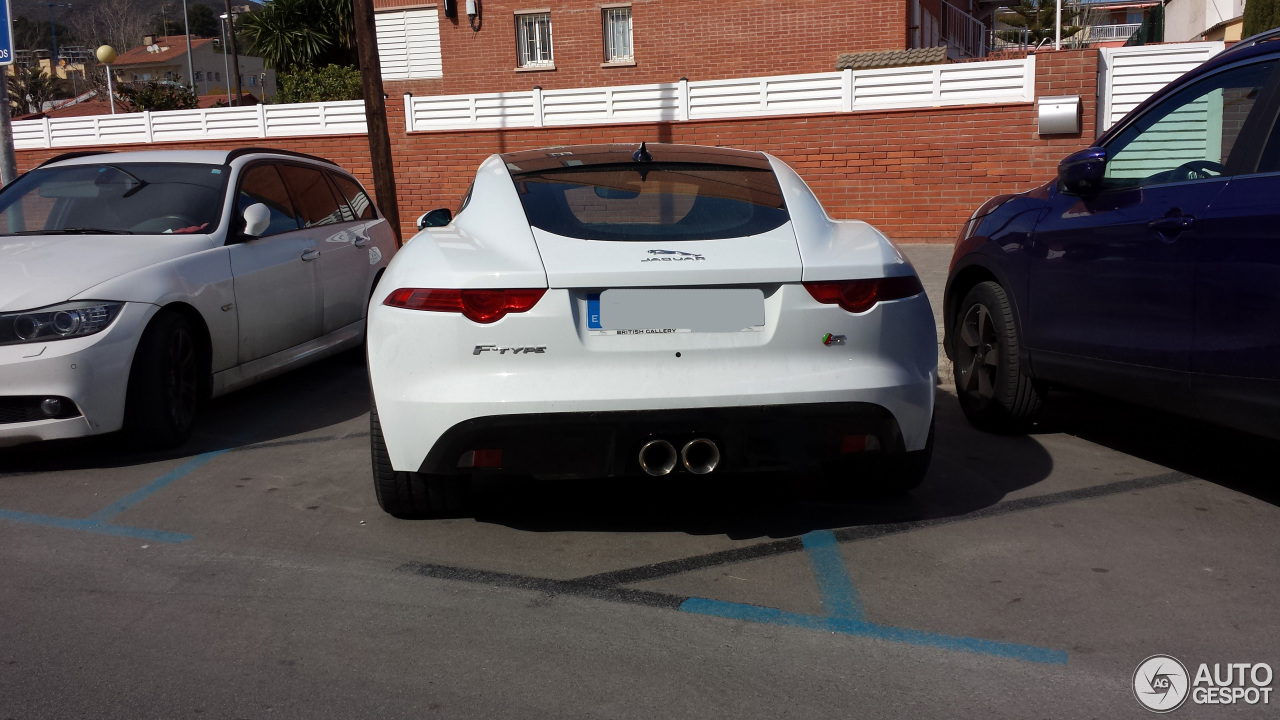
[
  {"left": 383, "top": 288, "right": 547, "bottom": 324},
  {"left": 803, "top": 276, "right": 924, "bottom": 314}
]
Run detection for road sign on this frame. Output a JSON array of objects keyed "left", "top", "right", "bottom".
[{"left": 0, "top": 0, "right": 13, "bottom": 66}]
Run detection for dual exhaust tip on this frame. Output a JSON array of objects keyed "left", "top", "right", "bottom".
[{"left": 638, "top": 438, "right": 720, "bottom": 476}]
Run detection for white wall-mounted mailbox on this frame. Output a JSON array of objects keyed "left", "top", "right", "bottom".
[{"left": 1038, "top": 95, "right": 1082, "bottom": 136}]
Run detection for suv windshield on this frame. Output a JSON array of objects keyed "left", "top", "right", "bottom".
[
  {"left": 0, "top": 162, "right": 229, "bottom": 236},
  {"left": 511, "top": 162, "right": 789, "bottom": 241}
]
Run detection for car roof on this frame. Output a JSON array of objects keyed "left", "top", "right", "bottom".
[
  {"left": 39, "top": 148, "right": 340, "bottom": 170},
  {"left": 499, "top": 143, "right": 774, "bottom": 173}
]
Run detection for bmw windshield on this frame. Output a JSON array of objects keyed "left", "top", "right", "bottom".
[{"left": 0, "top": 162, "right": 229, "bottom": 236}]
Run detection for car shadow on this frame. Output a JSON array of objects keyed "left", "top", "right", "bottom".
[
  {"left": 1026, "top": 388, "right": 1280, "bottom": 507},
  {"left": 0, "top": 350, "right": 370, "bottom": 475},
  {"left": 470, "top": 388, "right": 1056, "bottom": 540}
]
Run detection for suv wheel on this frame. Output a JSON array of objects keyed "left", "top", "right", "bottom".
[{"left": 953, "top": 281, "right": 1042, "bottom": 431}]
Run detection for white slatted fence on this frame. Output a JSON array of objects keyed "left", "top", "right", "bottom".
[{"left": 1098, "top": 42, "right": 1224, "bottom": 131}]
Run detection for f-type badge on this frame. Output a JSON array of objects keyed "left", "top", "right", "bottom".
[
  {"left": 643, "top": 249, "right": 705, "bottom": 262},
  {"left": 474, "top": 345, "right": 547, "bottom": 355}
]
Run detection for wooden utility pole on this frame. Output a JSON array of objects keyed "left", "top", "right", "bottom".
[
  {"left": 352, "top": 0, "right": 401, "bottom": 244},
  {"left": 223, "top": 0, "right": 242, "bottom": 105}
]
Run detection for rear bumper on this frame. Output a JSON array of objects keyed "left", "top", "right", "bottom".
[{"left": 418, "top": 402, "right": 908, "bottom": 477}]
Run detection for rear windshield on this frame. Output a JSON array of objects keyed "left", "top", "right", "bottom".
[{"left": 511, "top": 163, "right": 789, "bottom": 241}]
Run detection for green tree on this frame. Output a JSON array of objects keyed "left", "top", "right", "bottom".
[
  {"left": 1243, "top": 0, "right": 1280, "bottom": 36},
  {"left": 273, "top": 63, "right": 362, "bottom": 103},
  {"left": 238, "top": 0, "right": 355, "bottom": 72},
  {"left": 117, "top": 78, "right": 199, "bottom": 111},
  {"left": 998, "top": 0, "right": 1084, "bottom": 46}
]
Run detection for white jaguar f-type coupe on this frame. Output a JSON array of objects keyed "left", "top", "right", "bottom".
[{"left": 367, "top": 143, "right": 937, "bottom": 517}]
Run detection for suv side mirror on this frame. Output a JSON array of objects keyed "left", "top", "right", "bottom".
[
  {"left": 417, "top": 208, "right": 452, "bottom": 230},
  {"left": 1058, "top": 147, "right": 1107, "bottom": 195},
  {"left": 243, "top": 203, "right": 272, "bottom": 237}
]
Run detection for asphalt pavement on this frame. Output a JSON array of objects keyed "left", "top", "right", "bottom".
[{"left": 1, "top": 245, "right": 1277, "bottom": 719}]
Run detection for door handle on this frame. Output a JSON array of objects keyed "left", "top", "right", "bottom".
[
  {"left": 1149, "top": 214, "right": 1195, "bottom": 234},
  {"left": 301, "top": 249, "right": 320, "bottom": 261},
  {"left": 353, "top": 236, "right": 371, "bottom": 248}
]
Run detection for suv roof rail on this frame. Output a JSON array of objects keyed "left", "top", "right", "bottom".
[
  {"left": 225, "top": 147, "right": 339, "bottom": 167},
  {"left": 1222, "top": 26, "right": 1280, "bottom": 55},
  {"left": 37, "top": 150, "right": 114, "bottom": 168}
]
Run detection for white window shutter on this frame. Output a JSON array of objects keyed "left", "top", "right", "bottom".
[{"left": 375, "top": 8, "right": 443, "bottom": 81}]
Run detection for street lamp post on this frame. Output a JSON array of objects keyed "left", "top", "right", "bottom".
[
  {"left": 47, "top": 3, "right": 72, "bottom": 74},
  {"left": 182, "top": 0, "right": 195, "bottom": 89},
  {"left": 96, "top": 45, "right": 117, "bottom": 114}
]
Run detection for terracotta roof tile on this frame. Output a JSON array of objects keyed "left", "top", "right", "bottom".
[
  {"left": 835, "top": 46, "right": 949, "bottom": 71},
  {"left": 110, "top": 35, "right": 217, "bottom": 66}
]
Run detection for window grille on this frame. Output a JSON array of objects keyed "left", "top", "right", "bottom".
[
  {"left": 603, "top": 7, "right": 632, "bottom": 62},
  {"left": 517, "top": 12, "right": 553, "bottom": 67}
]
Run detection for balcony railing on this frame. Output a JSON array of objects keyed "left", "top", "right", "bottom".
[
  {"left": 940, "top": 0, "right": 988, "bottom": 59},
  {"left": 1084, "top": 23, "right": 1141, "bottom": 43}
]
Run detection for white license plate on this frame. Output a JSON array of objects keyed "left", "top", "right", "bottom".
[{"left": 587, "top": 288, "right": 765, "bottom": 334}]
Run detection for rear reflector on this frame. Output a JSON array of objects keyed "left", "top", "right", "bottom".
[
  {"left": 803, "top": 276, "right": 924, "bottom": 314},
  {"left": 458, "top": 449, "right": 503, "bottom": 468},
  {"left": 384, "top": 288, "right": 547, "bottom": 324},
  {"left": 840, "top": 434, "right": 882, "bottom": 453}
]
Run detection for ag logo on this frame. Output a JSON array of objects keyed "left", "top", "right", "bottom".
[{"left": 1134, "top": 655, "right": 1190, "bottom": 713}]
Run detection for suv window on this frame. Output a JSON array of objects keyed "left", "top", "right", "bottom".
[
  {"left": 237, "top": 164, "right": 300, "bottom": 237},
  {"left": 278, "top": 164, "right": 348, "bottom": 227},
  {"left": 329, "top": 173, "right": 376, "bottom": 221},
  {"left": 1103, "top": 61, "right": 1276, "bottom": 189},
  {"left": 510, "top": 163, "right": 789, "bottom": 241}
]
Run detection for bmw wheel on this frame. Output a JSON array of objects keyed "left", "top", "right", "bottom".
[
  {"left": 953, "top": 281, "right": 1042, "bottom": 431},
  {"left": 124, "top": 310, "right": 199, "bottom": 449}
]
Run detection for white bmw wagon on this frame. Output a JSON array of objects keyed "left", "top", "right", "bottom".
[
  {"left": 367, "top": 143, "right": 937, "bottom": 517},
  {"left": 0, "top": 148, "right": 397, "bottom": 448}
]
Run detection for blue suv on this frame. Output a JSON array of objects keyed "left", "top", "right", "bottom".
[{"left": 944, "top": 30, "right": 1280, "bottom": 440}]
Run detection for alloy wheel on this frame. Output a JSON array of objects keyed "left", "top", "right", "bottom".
[
  {"left": 956, "top": 303, "right": 999, "bottom": 405},
  {"left": 165, "top": 326, "right": 198, "bottom": 430}
]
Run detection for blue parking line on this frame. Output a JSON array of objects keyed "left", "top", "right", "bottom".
[
  {"left": 800, "top": 530, "right": 863, "bottom": 620},
  {"left": 677, "top": 528, "right": 1068, "bottom": 665},
  {"left": 679, "top": 597, "right": 1068, "bottom": 665},
  {"left": 85, "top": 450, "right": 227, "bottom": 523},
  {"left": 0, "top": 508, "right": 193, "bottom": 544},
  {"left": 0, "top": 450, "right": 224, "bottom": 544}
]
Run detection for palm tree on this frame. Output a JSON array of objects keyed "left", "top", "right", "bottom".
[
  {"left": 998, "top": 0, "right": 1083, "bottom": 46},
  {"left": 8, "top": 65, "right": 62, "bottom": 116},
  {"left": 238, "top": 0, "right": 354, "bottom": 72}
]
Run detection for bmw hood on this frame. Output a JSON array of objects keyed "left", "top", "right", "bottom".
[{"left": 0, "top": 234, "right": 215, "bottom": 311}]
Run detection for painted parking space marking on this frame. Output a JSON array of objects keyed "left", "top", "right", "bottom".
[
  {"left": 400, "top": 472, "right": 1194, "bottom": 665},
  {"left": 0, "top": 449, "right": 227, "bottom": 544},
  {"left": 680, "top": 530, "right": 1068, "bottom": 665}
]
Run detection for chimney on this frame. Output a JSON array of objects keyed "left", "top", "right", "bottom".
[{"left": 143, "top": 34, "right": 156, "bottom": 46}]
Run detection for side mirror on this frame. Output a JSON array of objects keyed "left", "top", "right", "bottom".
[
  {"left": 1058, "top": 147, "right": 1107, "bottom": 195},
  {"left": 243, "top": 202, "right": 272, "bottom": 237},
  {"left": 417, "top": 208, "right": 452, "bottom": 230}
]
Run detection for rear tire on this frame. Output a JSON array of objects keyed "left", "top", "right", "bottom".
[
  {"left": 370, "top": 402, "right": 469, "bottom": 518},
  {"left": 123, "top": 310, "right": 199, "bottom": 450},
  {"left": 952, "top": 281, "right": 1043, "bottom": 432}
]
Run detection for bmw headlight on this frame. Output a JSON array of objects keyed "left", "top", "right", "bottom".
[{"left": 0, "top": 301, "right": 124, "bottom": 346}]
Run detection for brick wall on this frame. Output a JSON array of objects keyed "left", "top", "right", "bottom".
[
  {"left": 13, "top": 50, "right": 1099, "bottom": 244},
  {"left": 376, "top": 0, "right": 908, "bottom": 97}
]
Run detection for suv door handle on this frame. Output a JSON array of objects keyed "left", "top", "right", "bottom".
[
  {"left": 353, "top": 236, "right": 371, "bottom": 248},
  {"left": 301, "top": 249, "right": 320, "bottom": 261},
  {"left": 1149, "top": 215, "right": 1196, "bottom": 233}
]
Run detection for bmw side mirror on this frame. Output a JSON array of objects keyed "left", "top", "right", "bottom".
[
  {"left": 243, "top": 203, "right": 271, "bottom": 237},
  {"left": 1058, "top": 147, "right": 1107, "bottom": 195},
  {"left": 418, "top": 208, "right": 452, "bottom": 230}
]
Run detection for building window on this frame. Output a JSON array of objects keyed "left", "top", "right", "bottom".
[
  {"left": 215, "top": 72, "right": 221, "bottom": 81},
  {"left": 516, "top": 12, "right": 553, "bottom": 68},
  {"left": 249, "top": 75, "right": 256, "bottom": 86},
  {"left": 195, "top": 71, "right": 203, "bottom": 81},
  {"left": 602, "top": 6, "right": 632, "bottom": 63}
]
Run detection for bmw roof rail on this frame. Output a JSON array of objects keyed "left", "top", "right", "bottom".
[
  {"left": 37, "top": 150, "right": 115, "bottom": 168},
  {"left": 1221, "top": 26, "right": 1280, "bottom": 55},
  {"left": 224, "top": 147, "right": 339, "bottom": 167}
]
